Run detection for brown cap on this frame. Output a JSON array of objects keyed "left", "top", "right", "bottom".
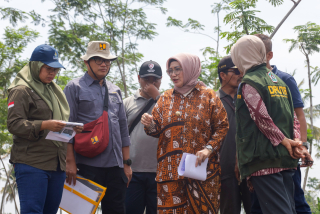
[{"left": 81, "top": 41, "right": 117, "bottom": 61}]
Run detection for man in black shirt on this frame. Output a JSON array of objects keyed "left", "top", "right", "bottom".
[{"left": 217, "top": 55, "right": 251, "bottom": 214}]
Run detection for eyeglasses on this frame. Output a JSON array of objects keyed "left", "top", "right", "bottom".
[
  {"left": 166, "top": 67, "right": 183, "bottom": 76},
  {"left": 92, "top": 57, "right": 111, "bottom": 66},
  {"left": 43, "top": 66, "right": 60, "bottom": 74}
]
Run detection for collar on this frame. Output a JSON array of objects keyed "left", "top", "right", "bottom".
[
  {"left": 84, "top": 72, "right": 105, "bottom": 86},
  {"left": 245, "top": 63, "right": 266, "bottom": 75},
  {"left": 219, "top": 88, "right": 237, "bottom": 100},
  {"left": 134, "top": 89, "right": 153, "bottom": 101},
  {"left": 173, "top": 82, "right": 202, "bottom": 95},
  {"left": 271, "top": 65, "right": 278, "bottom": 75}
]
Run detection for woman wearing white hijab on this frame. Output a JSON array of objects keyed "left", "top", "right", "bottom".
[{"left": 231, "top": 35, "right": 302, "bottom": 214}]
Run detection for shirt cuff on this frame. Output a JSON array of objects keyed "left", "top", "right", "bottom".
[
  {"left": 31, "top": 120, "right": 45, "bottom": 140},
  {"left": 207, "top": 140, "right": 220, "bottom": 156},
  {"left": 69, "top": 138, "right": 74, "bottom": 144},
  {"left": 121, "top": 136, "right": 131, "bottom": 147},
  {"left": 272, "top": 134, "right": 285, "bottom": 146}
]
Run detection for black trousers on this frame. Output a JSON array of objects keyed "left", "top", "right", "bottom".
[
  {"left": 77, "top": 164, "right": 128, "bottom": 214},
  {"left": 125, "top": 172, "right": 157, "bottom": 214},
  {"left": 251, "top": 170, "right": 296, "bottom": 214},
  {"left": 220, "top": 176, "right": 251, "bottom": 214}
]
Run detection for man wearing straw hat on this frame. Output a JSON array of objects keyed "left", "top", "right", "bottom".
[{"left": 64, "top": 41, "right": 131, "bottom": 214}]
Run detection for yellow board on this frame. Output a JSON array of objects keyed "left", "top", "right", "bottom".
[{"left": 59, "top": 176, "right": 106, "bottom": 214}]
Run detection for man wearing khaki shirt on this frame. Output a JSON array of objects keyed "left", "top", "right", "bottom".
[{"left": 124, "top": 61, "right": 162, "bottom": 214}]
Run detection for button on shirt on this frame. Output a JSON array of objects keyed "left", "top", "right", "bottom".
[{"left": 64, "top": 72, "right": 131, "bottom": 168}]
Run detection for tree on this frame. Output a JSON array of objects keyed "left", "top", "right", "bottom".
[
  {"left": 0, "top": 6, "right": 45, "bottom": 27},
  {"left": 306, "top": 177, "right": 320, "bottom": 213},
  {"left": 166, "top": 0, "right": 230, "bottom": 57},
  {"left": 0, "top": 26, "right": 39, "bottom": 98},
  {"left": 0, "top": 164, "right": 18, "bottom": 214},
  {"left": 284, "top": 22, "right": 320, "bottom": 191},
  {"left": 311, "top": 66, "right": 320, "bottom": 86},
  {"left": 0, "top": 26, "right": 39, "bottom": 159},
  {"left": 220, "top": 0, "right": 274, "bottom": 53},
  {"left": 46, "top": 0, "right": 166, "bottom": 98},
  {"left": 199, "top": 47, "right": 221, "bottom": 90}
]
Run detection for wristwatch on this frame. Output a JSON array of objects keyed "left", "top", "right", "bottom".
[
  {"left": 205, "top": 145, "right": 213, "bottom": 153},
  {"left": 123, "top": 159, "right": 132, "bottom": 166},
  {"left": 302, "top": 142, "right": 309, "bottom": 150}
]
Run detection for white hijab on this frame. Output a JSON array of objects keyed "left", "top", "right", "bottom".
[{"left": 230, "top": 35, "right": 267, "bottom": 74}]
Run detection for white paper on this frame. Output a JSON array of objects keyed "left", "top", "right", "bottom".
[
  {"left": 178, "top": 153, "right": 208, "bottom": 181},
  {"left": 64, "top": 122, "right": 84, "bottom": 127},
  {"left": 45, "top": 122, "right": 83, "bottom": 142},
  {"left": 59, "top": 180, "right": 99, "bottom": 214}
]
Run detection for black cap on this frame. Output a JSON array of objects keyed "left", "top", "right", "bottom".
[
  {"left": 139, "top": 60, "right": 162, "bottom": 78},
  {"left": 218, "top": 55, "right": 237, "bottom": 73}
]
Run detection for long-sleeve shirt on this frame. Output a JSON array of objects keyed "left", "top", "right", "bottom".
[
  {"left": 64, "top": 72, "right": 130, "bottom": 168},
  {"left": 242, "top": 84, "right": 300, "bottom": 177},
  {"left": 7, "top": 85, "right": 67, "bottom": 171},
  {"left": 145, "top": 82, "right": 229, "bottom": 182}
]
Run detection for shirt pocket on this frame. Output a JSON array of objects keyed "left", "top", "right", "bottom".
[
  {"left": 108, "top": 92, "right": 122, "bottom": 120},
  {"left": 79, "top": 92, "right": 97, "bottom": 114},
  {"left": 30, "top": 94, "right": 52, "bottom": 120}
]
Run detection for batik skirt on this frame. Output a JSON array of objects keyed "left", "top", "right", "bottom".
[{"left": 157, "top": 176, "right": 220, "bottom": 214}]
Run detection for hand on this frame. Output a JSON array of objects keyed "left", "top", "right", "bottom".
[
  {"left": 141, "top": 113, "right": 153, "bottom": 128},
  {"left": 143, "top": 83, "right": 160, "bottom": 100},
  {"left": 66, "top": 158, "right": 77, "bottom": 185},
  {"left": 280, "top": 138, "right": 302, "bottom": 159},
  {"left": 293, "top": 146, "right": 305, "bottom": 159},
  {"left": 41, "top": 120, "right": 66, "bottom": 132},
  {"left": 73, "top": 126, "right": 84, "bottom": 134},
  {"left": 195, "top": 148, "right": 212, "bottom": 167},
  {"left": 247, "top": 180, "right": 254, "bottom": 193},
  {"left": 123, "top": 164, "right": 132, "bottom": 187},
  {"left": 296, "top": 146, "right": 314, "bottom": 167}
]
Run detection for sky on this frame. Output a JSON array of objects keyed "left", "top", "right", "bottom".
[{"left": 1, "top": 0, "right": 320, "bottom": 213}]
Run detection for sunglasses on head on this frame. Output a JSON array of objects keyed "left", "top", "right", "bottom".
[{"left": 224, "top": 68, "right": 240, "bottom": 75}]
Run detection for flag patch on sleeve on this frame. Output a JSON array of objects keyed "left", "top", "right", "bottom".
[{"left": 8, "top": 102, "right": 14, "bottom": 109}]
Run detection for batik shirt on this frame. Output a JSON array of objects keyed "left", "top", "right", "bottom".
[{"left": 145, "top": 82, "right": 229, "bottom": 182}]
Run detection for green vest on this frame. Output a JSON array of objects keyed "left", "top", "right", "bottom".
[{"left": 235, "top": 64, "right": 298, "bottom": 179}]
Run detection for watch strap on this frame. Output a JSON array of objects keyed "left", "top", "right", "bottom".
[{"left": 302, "top": 142, "right": 309, "bottom": 150}]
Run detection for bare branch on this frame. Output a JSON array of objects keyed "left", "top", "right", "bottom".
[{"left": 270, "top": 0, "right": 301, "bottom": 38}]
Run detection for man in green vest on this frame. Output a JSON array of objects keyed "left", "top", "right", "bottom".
[{"left": 231, "top": 35, "right": 302, "bottom": 213}]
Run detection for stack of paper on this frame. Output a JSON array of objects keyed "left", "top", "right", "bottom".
[
  {"left": 45, "top": 122, "right": 83, "bottom": 142},
  {"left": 60, "top": 176, "right": 106, "bottom": 214},
  {"left": 178, "top": 153, "right": 209, "bottom": 181}
]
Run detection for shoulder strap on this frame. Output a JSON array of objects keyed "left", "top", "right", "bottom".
[
  {"left": 103, "top": 84, "right": 109, "bottom": 111},
  {"left": 129, "top": 99, "right": 155, "bottom": 135},
  {"left": 220, "top": 96, "right": 235, "bottom": 111}
]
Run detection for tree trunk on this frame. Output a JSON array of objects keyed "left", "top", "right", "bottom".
[
  {"left": 303, "top": 54, "right": 314, "bottom": 191},
  {"left": 0, "top": 157, "right": 19, "bottom": 214},
  {"left": 216, "top": 11, "right": 220, "bottom": 57},
  {"left": 120, "top": 1, "right": 129, "bottom": 98},
  {"left": 270, "top": 0, "right": 301, "bottom": 39},
  {"left": 0, "top": 173, "right": 9, "bottom": 213}
]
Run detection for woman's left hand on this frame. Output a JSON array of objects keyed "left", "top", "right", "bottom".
[
  {"left": 73, "top": 126, "right": 83, "bottom": 134},
  {"left": 195, "top": 148, "right": 212, "bottom": 167}
]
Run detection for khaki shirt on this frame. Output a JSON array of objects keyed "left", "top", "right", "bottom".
[{"left": 7, "top": 85, "right": 67, "bottom": 171}]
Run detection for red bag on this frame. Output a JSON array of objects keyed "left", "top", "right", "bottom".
[{"left": 74, "top": 86, "right": 110, "bottom": 158}]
